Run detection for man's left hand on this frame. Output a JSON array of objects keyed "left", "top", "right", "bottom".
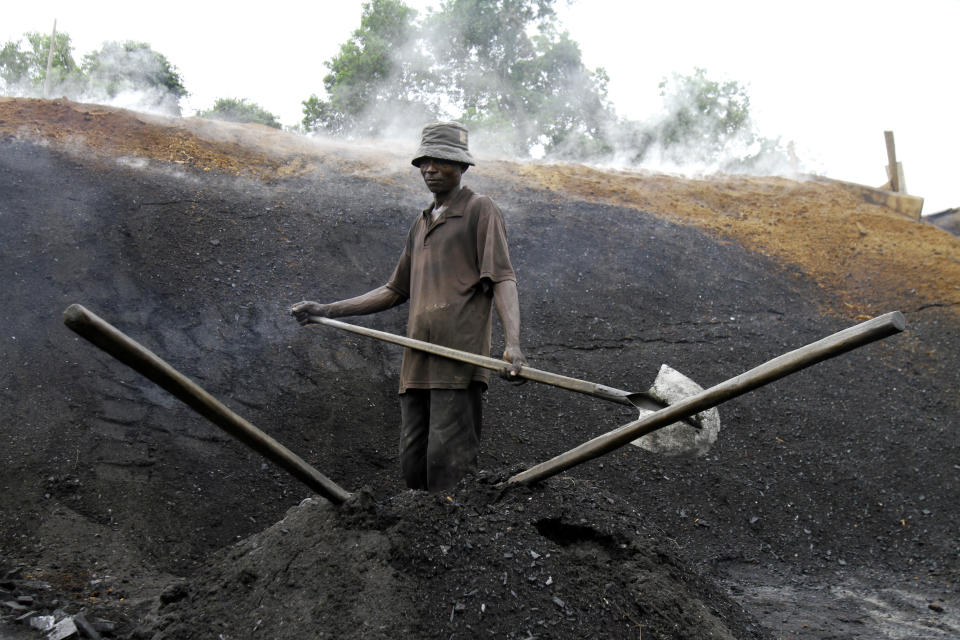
[{"left": 500, "top": 345, "right": 527, "bottom": 385}]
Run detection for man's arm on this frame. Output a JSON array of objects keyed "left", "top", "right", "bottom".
[
  {"left": 290, "top": 285, "right": 406, "bottom": 325},
  {"left": 492, "top": 279, "right": 527, "bottom": 379}
]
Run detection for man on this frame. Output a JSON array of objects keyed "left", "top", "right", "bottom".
[{"left": 290, "top": 121, "right": 526, "bottom": 492}]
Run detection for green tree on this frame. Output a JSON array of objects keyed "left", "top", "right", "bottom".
[
  {"left": 655, "top": 67, "right": 751, "bottom": 155},
  {"left": 82, "top": 41, "right": 187, "bottom": 115},
  {"left": 426, "top": 0, "right": 611, "bottom": 155},
  {"left": 0, "top": 42, "right": 31, "bottom": 89},
  {"left": 198, "top": 98, "right": 282, "bottom": 129},
  {"left": 303, "top": 0, "right": 611, "bottom": 156},
  {"left": 0, "top": 31, "right": 82, "bottom": 94},
  {"left": 0, "top": 33, "right": 187, "bottom": 115},
  {"left": 302, "top": 0, "right": 436, "bottom": 134},
  {"left": 627, "top": 67, "right": 793, "bottom": 172}
]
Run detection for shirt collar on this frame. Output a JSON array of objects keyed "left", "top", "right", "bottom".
[{"left": 422, "top": 186, "right": 472, "bottom": 220}]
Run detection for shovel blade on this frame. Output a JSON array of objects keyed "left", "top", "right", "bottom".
[
  {"left": 630, "top": 364, "right": 720, "bottom": 457},
  {"left": 625, "top": 391, "right": 669, "bottom": 413}
]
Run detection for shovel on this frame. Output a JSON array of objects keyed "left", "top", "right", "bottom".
[{"left": 308, "top": 316, "right": 711, "bottom": 438}]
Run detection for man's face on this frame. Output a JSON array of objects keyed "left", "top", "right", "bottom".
[{"left": 419, "top": 157, "right": 464, "bottom": 195}]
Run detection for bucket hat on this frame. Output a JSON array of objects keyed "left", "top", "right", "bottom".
[{"left": 411, "top": 121, "right": 475, "bottom": 167}]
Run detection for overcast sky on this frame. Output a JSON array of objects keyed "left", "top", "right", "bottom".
[{"left": 3, "top": 0, "right": 957, "bottom": 213}]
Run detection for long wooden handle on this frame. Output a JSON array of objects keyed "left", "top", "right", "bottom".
[
  {"left": 315, "top": 316, "right": 635, "bottom": 406},
  {"left": 507, "top": 311, "right": 906, "bottom": 487},
  {"left": 64, "top": 304, "right": 353, "bottom": 505}
]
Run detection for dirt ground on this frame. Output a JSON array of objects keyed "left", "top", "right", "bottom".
[{"left": 1, "top": 98, "right": 958, "bottom": 639}]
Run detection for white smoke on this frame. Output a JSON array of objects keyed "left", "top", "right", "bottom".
[
  {"left": 0, "top": 39, "right": 185, "bottom": 117},
  {"left": 298, "top": 5, "right": 807, "bottom": 182},
  {"left": 81, "top": 42, "right": 185, "bottom": 116}
]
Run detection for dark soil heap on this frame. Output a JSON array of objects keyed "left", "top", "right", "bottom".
[
  {"left": 1, "top": 98, "right": 958, "bottom": 639},
  {"left": 140, "top": 475, "right": 767, "bottom": 640}
]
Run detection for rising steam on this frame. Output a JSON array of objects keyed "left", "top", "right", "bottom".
[
  {"left": 1, "top": 37, "right": 186, "bottom": 117},
  {"left": 301, "top": 5, "right": 804, "bottom": 180}
]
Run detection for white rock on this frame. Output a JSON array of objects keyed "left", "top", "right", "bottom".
[{"left": 47, "top": 617, "right": 78, "bottom": 640}]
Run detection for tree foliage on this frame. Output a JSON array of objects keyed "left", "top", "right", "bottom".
[
  {"left": 0, "top": 31, "right": 82, "bottom": 94},
  {"left": 306, "top": 4, "right": 789, "bottom": 170},
  {"left": 627, "top": 67, "right": 792, "bottom": 173},
  {"left": 303, "top": 0, "right": 611, "bottom": 156},
  {"left": 0, "top": 32, "right": 186, "bottom": 115},
  {"left": 427, "top": 0, "right": 611, "bottom": 155},
  {"left": 82, "top": 41, "right": 187, "bottom": 113},
  {"left": 303, "top": 0, "right": 435, "bottom": 135},
  {"left": 197, "top": 98, "right": 282, "bottom": 129},
  {"left": 656, "top": 67, "right": 751, "bottom": 153}
]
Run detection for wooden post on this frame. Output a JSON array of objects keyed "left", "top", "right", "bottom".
[
  {"left": 884, "top": 131, "right": 900, "bottom": 193},
  {"left": 43, "top": 20, "right": 57, "bottom": 99}
]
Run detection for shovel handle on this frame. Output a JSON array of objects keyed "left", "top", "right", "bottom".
[
  {"left": 64, "top": 304, "right": 353, "bottom": 505},
  {"left": 507, "top": 311, "right": 906, "bottom": 486},
  {"left": 313, "top": 317, "right": 636, "bottom": 406}
]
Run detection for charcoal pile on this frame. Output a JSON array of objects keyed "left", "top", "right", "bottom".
[
  {"left": 1, "top": 98, "right": 958, "bottom": 639},
  {"left": 136, "top": 473, "right": 769, "bottom": 640}
]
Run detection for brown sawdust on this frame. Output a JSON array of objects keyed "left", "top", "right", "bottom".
[
  {"left": 493, "top": 163, "right": 960, "bottom": 320},
  {"left": 0, "top": 97, "right": 303, "bottom": 180},
  {"left": 2, "top": 97, "right": 957, "bottom": 321}
]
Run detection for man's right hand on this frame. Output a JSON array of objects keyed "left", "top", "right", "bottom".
[
  {"left": 290, "top": 301, "right": 333, "bottom": 325},
  {"left": 499, "top": 344, "right": 527, "bottom": 385}
]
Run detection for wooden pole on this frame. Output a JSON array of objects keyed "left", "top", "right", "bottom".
[
  {"left": 63, "top": 304, "right": 353, "bottom": 505},
  {"left": 43, "top": 20, "right": 57, "bottom": 99},
  {"left": 506, "top": 311, "right": 905, "bottom": 487},
  {"left": 884, "top": 131, "right": 900, "bottom": 193}
]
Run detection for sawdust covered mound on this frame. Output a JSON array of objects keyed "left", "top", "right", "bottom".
[
  {"left": 139, "top": 474, "right": 769, "bottom": 640},
  {"left": 503, "top": 164, "right": 960, "bottom": 321},
  {"left": 0, "top": 96, "right": 390, "bottom": 181}
]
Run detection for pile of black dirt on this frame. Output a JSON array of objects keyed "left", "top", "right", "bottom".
[
  {"left": 3, "top": 100, "right": 959, "bottom": 639},
  {"left": 136, "top": 472, "right": 771, "bottom": 640}
]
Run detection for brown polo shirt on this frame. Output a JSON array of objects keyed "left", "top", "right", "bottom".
[{"left": 386, "top": 187, "right": 516, "bottom": 392}]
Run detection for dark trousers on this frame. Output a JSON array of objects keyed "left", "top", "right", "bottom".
[{"left": 399, "top": 383, "right": 483, "bottom": 492}]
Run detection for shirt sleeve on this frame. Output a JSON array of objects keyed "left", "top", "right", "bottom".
[{"left": 475, "top": 197, "right": 517, "bottom": 284}]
